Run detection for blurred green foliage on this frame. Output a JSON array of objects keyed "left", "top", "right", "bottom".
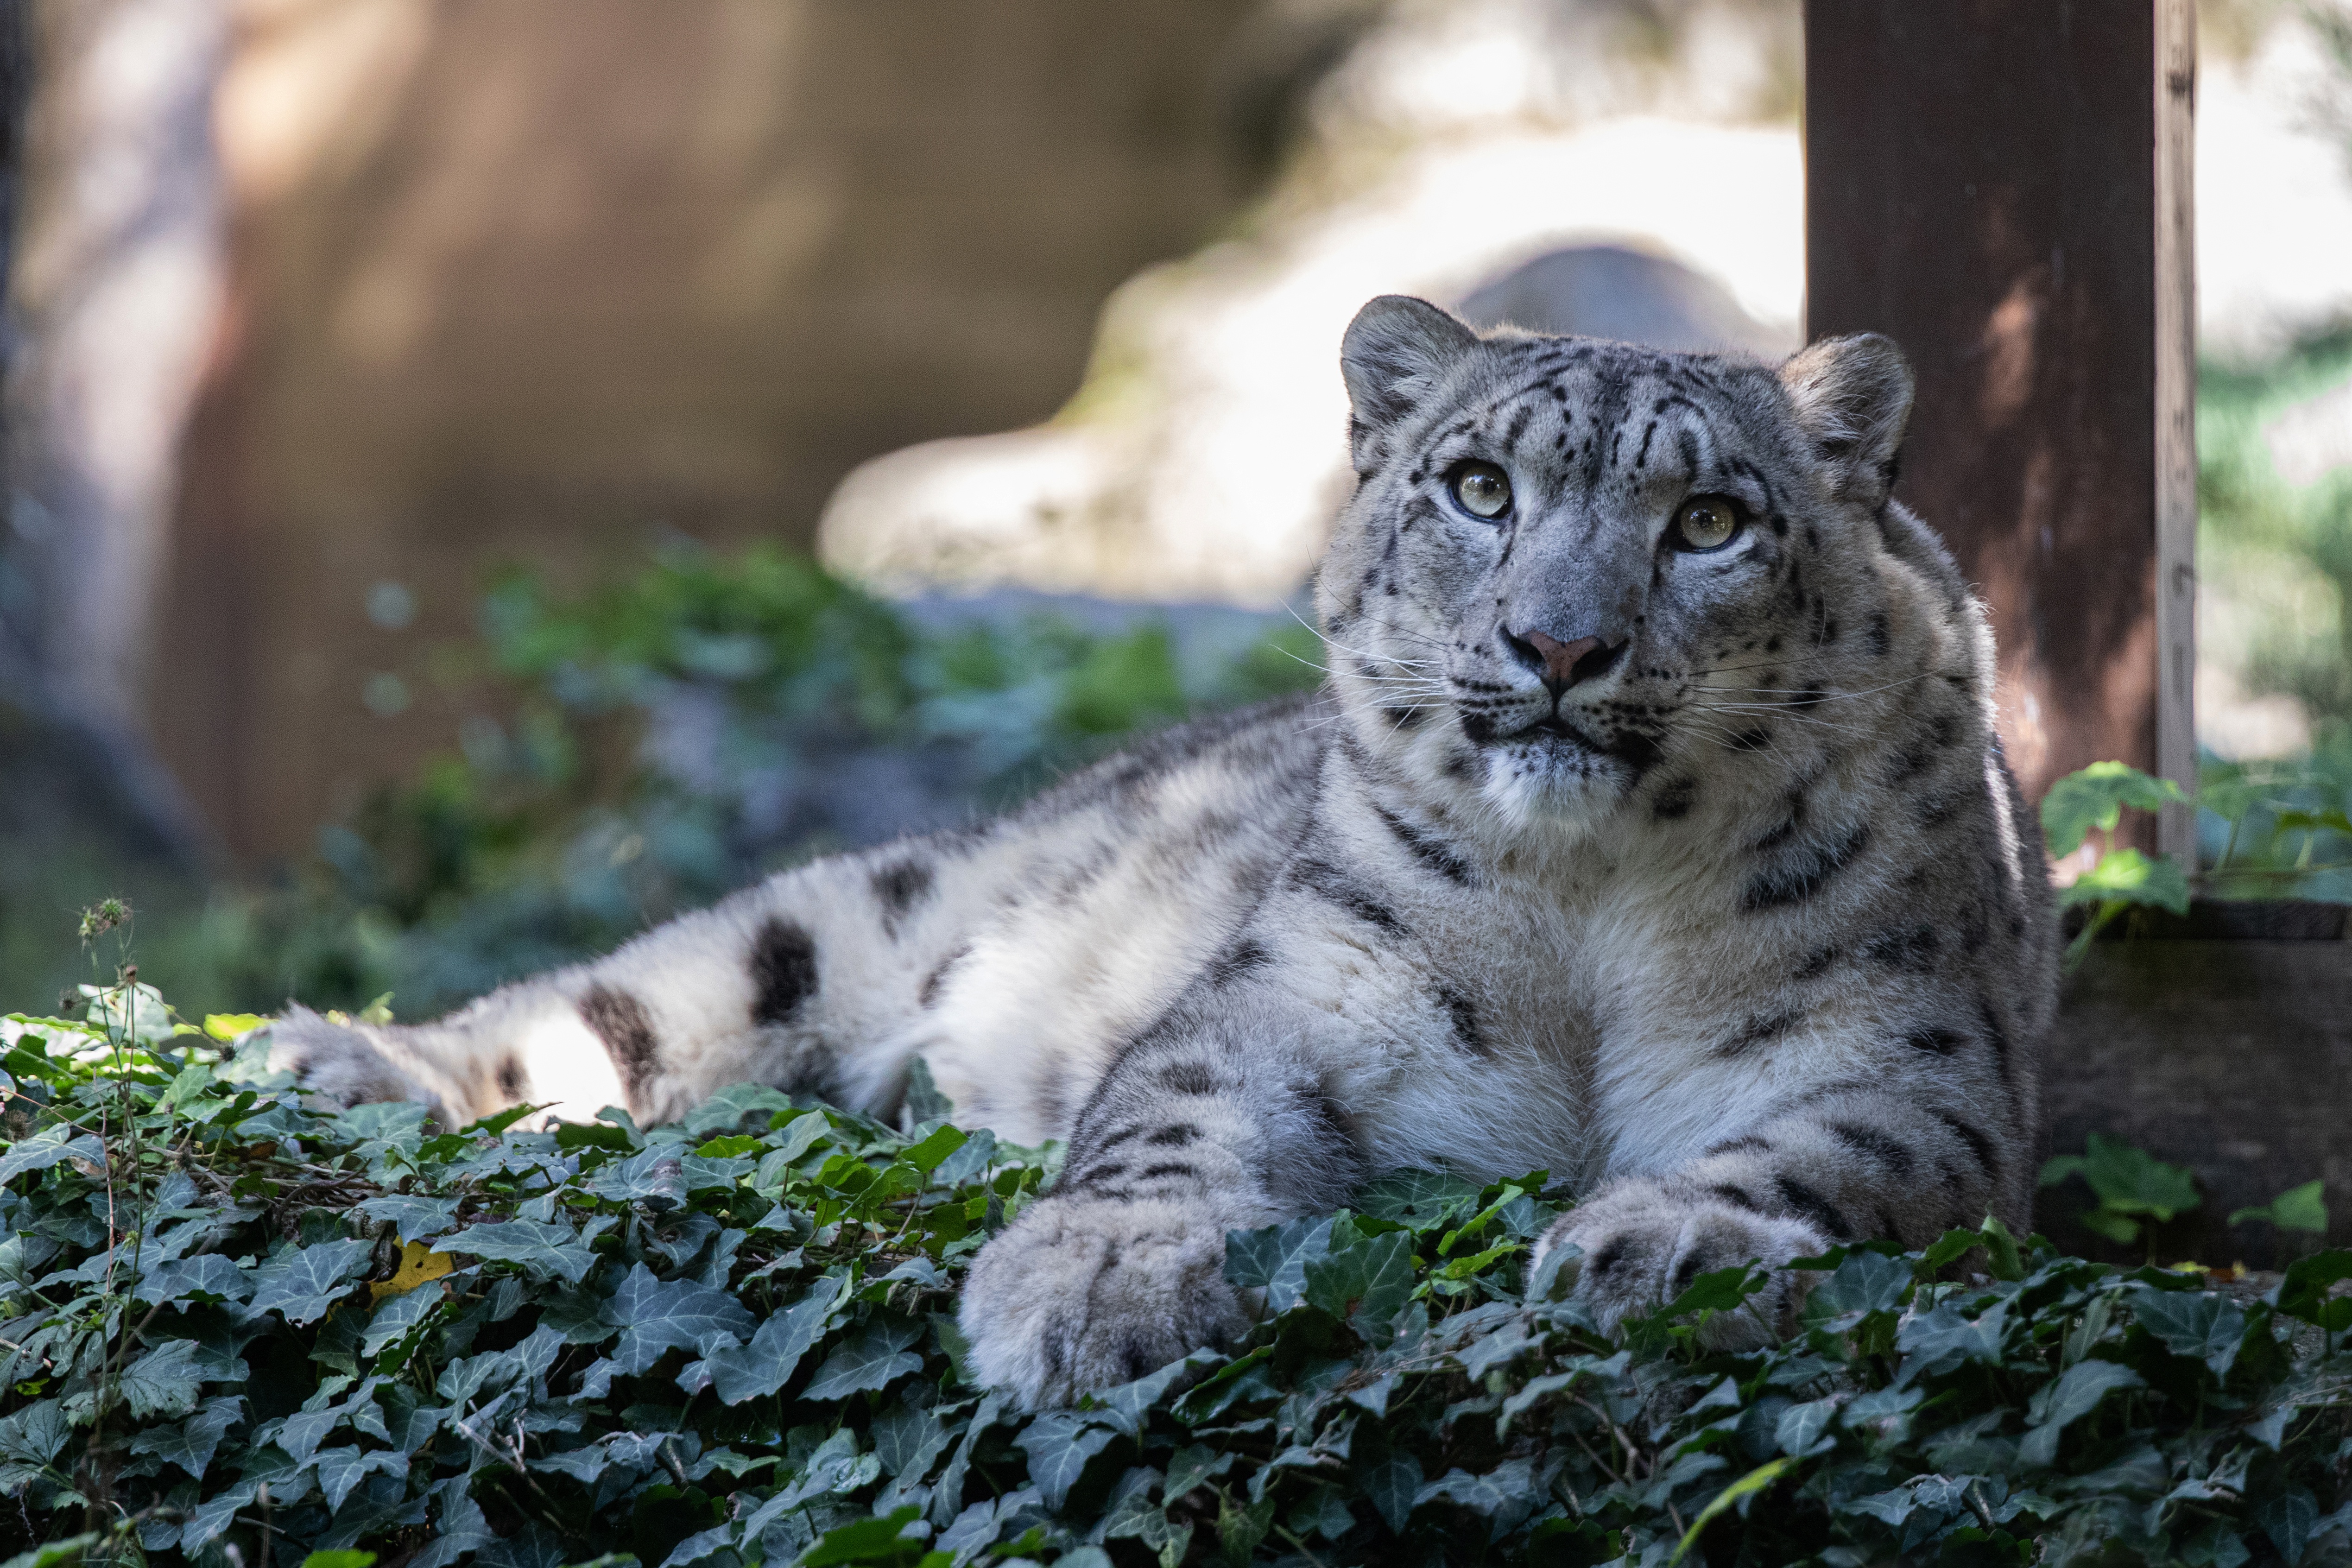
[
  {"left": 11, "top": 546, "right": 1318, "bottom": 1024},
  {"left": 2197, "top": 329, "right": 2352, "bottom": 731}
]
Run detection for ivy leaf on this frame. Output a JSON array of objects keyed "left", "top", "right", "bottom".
[
  {"left": 871, "top": 1402, "right": 949, "bottom": 1478},
  {"left": 362, "top": 1276, "right": 455, "bottom": 1358},
  {"left": 244, "top": 1239, "right": 375, "bottom": 1326},
  {"left": 1896, "top": 1299, "right": 2011, "bottom": 1374},
  {"left": 1302, "top": 1232, "right": 1416, "bottom": 1331},
  {"left": 1803, "top": 1250, "right": 1911, "bottom": 1322},
  {"left": 801, "top": 1505, "right": 928, "bottom": 1568},
  {"left": 683, "top": 1082, "right": 798, "bottom": 1137},
  {"left": 315, "top": 1445, "right": 408, "bottom": 1511},
  {"left": 126, "top": 1396, "right": 244, "bottom": 1480},
  {"left": 2128, "top": 1287, "right": 2248, "bottom": 1377},
  {"left": 1354, "top": 1171, "right": 1482, "bottom": 1233},
  {"left": 932, "top": 1128, "right": 999, "bottom": 1187},
  {"left": 353, "top": 1195, "right": 461, "bottom": 1244},
  {"left": 1415, "top": 1458, "right": 1536, "bottom": 1516},
  {"left": 0, "top": 1128, "right": 106, "bottom": 1189},
  {"left": 659, "top": 1523, "right": 738, "bottom": 1568},
  {"left": 2044, "top": 1134, "right": 2201, "bottom": 1220},
  {"left": 1015, "top": 1415, "right": 1117, "bottom": 1511},
  {"left": 2042, "top": 761, "right": 2189, "bottom": 856},
  {"left": 692, "top": 1277, "right": 843, "bottom": 1404},
  {"left": 604, "top": 1264, "right": 756, "bottom": 1375},
  {"left": 582, "top": 1150, "right": 692, "bottom": 1210},
  {"left": 0, "top": 1399, "right": 70, "bottom": 1466},
  {"left": 1163, "top": 1444, "right": 1235, "bottom": 1502},
  {"left": 1084, "top": 1351, "right": 1212, "bottom": 1437},
  {"left": 801, "top": 1315, "right": 926, "bottom": 1400},
  {"left": 1224, "top": 1214, "right": 1334, "bottom": 1313},
  {"left": 2020, "top": 1360, "right": 2144, "bottom": 1467},
  {"left": 902, "top": 1123, "right": 968, "bottom": 1173},
  {"left": 2271, "top": 1249, "right": 2352, "bottom": 1331},
  {"left": 448, "top": 1219, "right": 600, "bottom": 1283},
  {"left": 2061, "top": 847, "right": 2192, "bottom": 916},
  {"left": 2231, "top": 1180, "right": 2329, "bottom": 1234},
  {"left": 113, "top": 1339, "right": 211, "bottom": 1421},
  {"left": 1356, "top": 1442, "right": 1423, "bottom": 1532},
  {"left": 142, "top": 1252, "right": 256, "bottom": 1307}
]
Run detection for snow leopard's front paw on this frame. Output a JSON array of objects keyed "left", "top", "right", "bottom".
[
  {"left": 1529, "top": 1185, "right": 1826, "bottom": 1348},
  {"left": 959, "top": 1193, "right": 1252, "bottom": 1409},
  {"left": 267, "top": 1006, "right": 444, "bottom": 1121}
]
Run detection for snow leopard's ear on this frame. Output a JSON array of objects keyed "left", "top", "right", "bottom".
[
  {"left": 1778, "top": 332, "right": 1914, "bottom": 508},
  {"left": 1341, "top": 295, "right": 1480, "bottom": 474}
]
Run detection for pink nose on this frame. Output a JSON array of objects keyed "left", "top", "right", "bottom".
[{"left": 1519, "top": 629, "right": 1606, "bottom": 686}]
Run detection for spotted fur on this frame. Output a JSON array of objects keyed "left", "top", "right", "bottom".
[{"left": 270, "top": 297, "right": 2056, "bottom": 1407}]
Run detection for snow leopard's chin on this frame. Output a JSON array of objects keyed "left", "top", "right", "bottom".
[{"left": 1472, "top": 728, "right": 1634, "bottom": 832}]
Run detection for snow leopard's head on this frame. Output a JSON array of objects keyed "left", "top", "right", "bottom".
[{"left": 1319, "top": 294, "right": 1946, "bottom": 832}]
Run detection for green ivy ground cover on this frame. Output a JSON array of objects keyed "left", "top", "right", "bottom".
[{"left": 6, "top": 994, "right": 2352, "bottom": 1568}]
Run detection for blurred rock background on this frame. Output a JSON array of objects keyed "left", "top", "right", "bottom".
[{"left": 2, "top": 0, "right": 2350, "bottom": 1017}]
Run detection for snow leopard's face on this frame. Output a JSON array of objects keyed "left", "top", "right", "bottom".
[{"left": 1319, "top": 297, "right": 1917, "bottom": 831}]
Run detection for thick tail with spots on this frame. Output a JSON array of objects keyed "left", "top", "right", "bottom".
[{"left": 266, "top": 867, "right": 903, "bottom": 1129}]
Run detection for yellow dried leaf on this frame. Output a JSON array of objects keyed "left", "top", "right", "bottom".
[
  {"left": 204, "top": 1013, "right": 267, "bottom": 1042},
  {"left": 370, "top": 1241, "right": 455, "bottom": 1302}
]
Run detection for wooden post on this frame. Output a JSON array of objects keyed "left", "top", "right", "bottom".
[{"left": 1803, "top": 0, "right": 2197, "bottom": 854}]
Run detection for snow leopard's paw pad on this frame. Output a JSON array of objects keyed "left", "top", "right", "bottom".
[
  {"left": 959, "top": 1194, "right": 1251, "bottom": 1409},
  {"left": 1530, "top": 1188, "right": 1826, "bottom": 1348}
]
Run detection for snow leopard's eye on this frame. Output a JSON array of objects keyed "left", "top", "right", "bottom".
[
  {"left": 1671, "top": 494, "right": 1742, "bottom": 551},
  {"left": 1448, "top": 461, "right": 1513, "bottom": 520}
]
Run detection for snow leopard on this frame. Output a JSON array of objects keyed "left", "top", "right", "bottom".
[{"left": 270, "top": 296, "right": 2057, "bottom": 1409}]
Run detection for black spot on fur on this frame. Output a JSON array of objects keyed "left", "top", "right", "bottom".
[
  {"left": 1204, "top": 938, "right": 1271, "bottom": 988},
  {"left": 1774, "top": 1175, "right": 1853, "bottom": 1239},
  {"left": 580, "top": 986, "right": 659, "bottom": 1101},
  {"left": 918, "top": 943, "right": 970, "bottom": 1009},
  {"left": 1707, "top": 1134, "right": 1772, "bottom": 1158},
  {"left": 1652, "top": 776, "right": 1697, "bottom": 821},
  {"left": 1458, "top": 710, "right": 1498, "bottom": 744},
  {"left": 1588, "top": 1236, "right": 1631, "bottom": 1277},
  {"left": 1147, "top": 1124, "right": 1201, "bottom": 1147},
  {"left": 1298, "top": 1086, "right": 1362, "bottom": 1164},
  {"left": 1160, "top": 1061, "right": 1217, "bottom": 1096},
  {"left": 1138, "top": 1163, "right": 1198, "bottom": 1182},
  {"left": 1718, "top": 1009, "right": 1803, "bottom": 1058},
  {"left": 1731, "top": 727, "right": 1773, "bottom": 752},
  {"left": 1976, "top": 995, "right": 2017, "bottom": 1091},
  {"left": 1827, "top": 1121, "right": 1916, "bottom": 1177},
  {"left": 1868, "top": 612, "right": 1892, "bottom": 658},
  {"left": 1928, "top": 1107, "right": 1998, "bottom": 1176},
  {"left": 1903, "top": 1027, "right": 1967, "bottom": 1055},
  {"left": 1708, "top": 1183, "right": 1761, "bottom": 1213},
  {"left": 1288, "top": 857, "right": 1405, "bottom": 936},
  {"left": 1794, "top": 945, "right": 1839, "bottom": 980},
  {"left": 1863, "top": 924, "right": 1940, "bottom": 972},
  {"left": 1741, "top": 825, "right": 1870, "bottom": 912},
  {"left": 497, "top": 1056, "right": 526, "bottom": 1098},
  {"left": 1670, "top": 1247, "right": 1708, "bottom": 1295},
  {"left": 1375, "top": 804, "right": 1473, "bottom": 883},
  {"left": 869, "top": 859, "right": 935, "bottom": 936},
  {"left": 1435, "top": 985, "right": 1486, "bottom": 1056},
  {"left": 750, "top": 917, "right": 820, "bottom": 1026}
]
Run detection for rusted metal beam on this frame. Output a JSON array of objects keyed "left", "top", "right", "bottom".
[{"left": 1803, "top": 0, "right": 2196, "bottom": 853}]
